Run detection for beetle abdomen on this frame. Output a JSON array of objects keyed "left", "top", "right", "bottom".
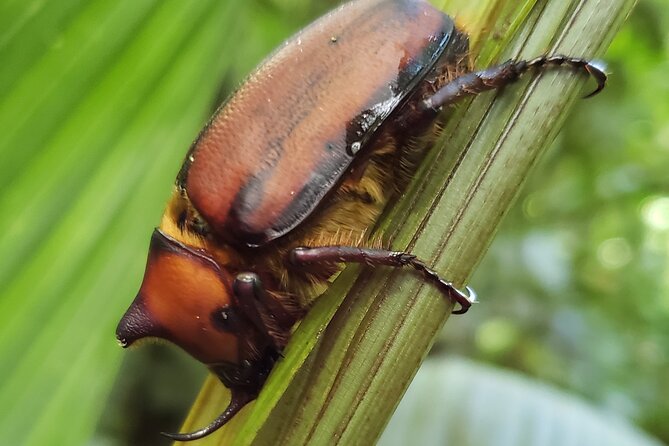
[{"left": 180, "top": 0, "right": 455, "bottom": 248}]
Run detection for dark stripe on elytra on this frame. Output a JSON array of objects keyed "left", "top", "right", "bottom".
[
  {"left": 268, "top": 7, "right": 455, "bottom": 243},
  {"left": 226, "top": 66, "right": 328, "bottom": 242},
  {"left": 226, "top": 6, "right": 402, "bottom": 243},
  {"left": 271, "top": 155, "right": 351, "bottom": 238},
  {"left": 179, "top": 1, "right": 409, "bottom": 192}
]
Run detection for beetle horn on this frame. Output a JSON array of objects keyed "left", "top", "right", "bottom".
[
  {"left": 116, "top": 295, "right": 160, "bottom": 348},
  {"left": 160, "top": 388, "right": 255, "bottom": 441}
]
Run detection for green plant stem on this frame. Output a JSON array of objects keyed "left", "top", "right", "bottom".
[{"left": 176, "top": 0, "right": 636, "bottom": 445}]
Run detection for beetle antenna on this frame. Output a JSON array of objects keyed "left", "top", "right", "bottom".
[
  {"left": 422, "top": 54, "right": 607, "bottom": 110},
  {"left": 160, "top": 388, "right": 254, "bottom": 441}
]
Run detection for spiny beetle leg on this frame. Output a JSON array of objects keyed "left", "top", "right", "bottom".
[
  {"left": 289, "top": 246, "right": 476, "bottom": 314},
  {"left": 161, "top": 387, "right": 255, "bottom": 442},
  {"left": 421, "top": 55, "right": 607, "bottom": 110}
]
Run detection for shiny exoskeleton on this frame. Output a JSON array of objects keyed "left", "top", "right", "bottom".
[{"left": 116, "top": 0, "right": 606, "bottom": 440}]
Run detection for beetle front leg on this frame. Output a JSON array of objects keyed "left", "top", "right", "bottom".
[
  {"left": 422, "top": 55, "right": 607, "bottom": 110},
  {"left": 289, "top": 246, "right": 476, "bottom": 314},
  {"left": 233, "top": 273, "right": 297, "bottom": 349}
]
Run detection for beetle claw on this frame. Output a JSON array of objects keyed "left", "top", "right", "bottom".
[{"left": 450, "top": 286, "right": 477, "bottom": 315}]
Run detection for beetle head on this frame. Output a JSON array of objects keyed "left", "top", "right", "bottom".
[{"left": 116, "top": 229, "right": 244, "bottom": 366}]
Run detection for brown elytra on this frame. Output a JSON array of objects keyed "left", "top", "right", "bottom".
[{"left": 180, "top": 0, "right": 456, "bottom": 247}]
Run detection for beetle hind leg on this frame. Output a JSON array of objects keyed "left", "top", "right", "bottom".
[
  {"left": 289, "top": 246, "right": 476, "bottom": 314},
  {"left": 421, "top": 55, "right": 607, "bottom": 111}
]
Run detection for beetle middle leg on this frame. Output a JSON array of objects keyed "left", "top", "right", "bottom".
[
  {"left": 288, "top": 246, "right": 476, "bottom": 314},
  {"left": 421, "top": 55, "right": 607, "bottom": 111}
]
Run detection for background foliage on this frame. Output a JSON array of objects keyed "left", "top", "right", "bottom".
[
  {"left": 442, "top": 0, "right": 669, "bottom": 439},
  {"left": 0, "top": 0, "right": 666, "bottom": 445}
]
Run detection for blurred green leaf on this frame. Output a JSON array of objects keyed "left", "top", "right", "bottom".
[
  {"left": 441, "top": 0, "right": 669, "bottom": 441},
  {"left": 379, "top": 357, "right": 663, "bottom": 446},
  {"left": 0, "top": 1, "right": 245, "bottom": 444}
]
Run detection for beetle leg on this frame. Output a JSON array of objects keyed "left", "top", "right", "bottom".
[
  {"left": 289, "top": 246, "right": 476, "bottom": 314},
  {"left": 421, "top": 55, "right": 607, "bottom": 110},
  {"left": 233, "top": 273, "right": 296, "bottom": 349}
]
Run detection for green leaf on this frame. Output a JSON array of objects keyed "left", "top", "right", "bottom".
[
  {"left": 379, "top": 357, "right": 663, "bottom": 446},
  {"left": 0, "top": 1, "right": 246, "bottom": 444}
]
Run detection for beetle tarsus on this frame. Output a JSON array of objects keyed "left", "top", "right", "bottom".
[
  {"left": 523, "top": 55, "right": 607, "bottom": 98},
  {"left": 403, "top": 257, "right": 477, "bottom": 314},
  {"left": 422, "top": 54, "right": 607, "bottom": 110},
  {"left": 161, "top": 388, "right": 254, "bottom": 442},
  {"left": 289, "top": 246, "right": 476, "bottom": 314}
]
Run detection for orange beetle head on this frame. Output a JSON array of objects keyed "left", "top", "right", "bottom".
[{"left": 116, "top": 229, "right": 245, "bottom": 366}]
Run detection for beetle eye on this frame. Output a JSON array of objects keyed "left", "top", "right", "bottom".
[{"left": 211, "top": 306, "right": 240, "bottom": 333}]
